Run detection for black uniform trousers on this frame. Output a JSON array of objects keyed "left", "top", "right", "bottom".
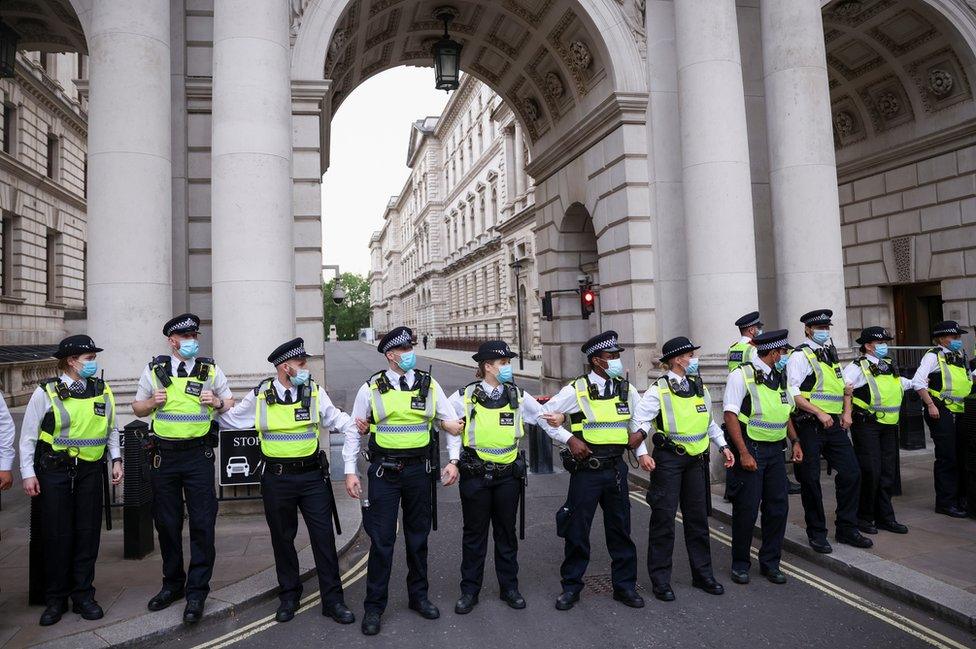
[
  {"left": 793, "top": 414, "right": 860, "bottom": 541},
  {"left": 646, "top": 447, "right": 713, "bottom": 587},
  {"left": 458, "top": 471, "right": 520, "bottom": 596},
  {"left": 850, "top": 418, "right": 898, "bottom": 525},
  {"left": 261, "top": 468, "right": 343, "bottom": 607},
  {"left": 728, "top": 439, "right": 788, "bottom": 573},
  {"left": 363, "top": 461, "right": 431, "bottom": 614},
  {"left": 923, "top": 400, "right": 967, "bottom": 510},
  {"left": 558, "top": 458, "right": 637, "bottom": 596},
  {"left": 150, "top": 444, "right": 218, "bottom": 601},
  {"left": 36, "top": 457, "right": 104, "bottom": 606}
]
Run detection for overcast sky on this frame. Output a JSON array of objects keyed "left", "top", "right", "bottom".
[{"left": 321, "top": 67, "right": 452, "bottom": 277}]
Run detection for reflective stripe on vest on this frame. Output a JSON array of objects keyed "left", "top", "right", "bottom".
[
  {"left": 851, "top": 359, "right": 903, "bottom": 424},
  {"left": 570, "top": 378, "right": 630, "bottom": 446},
  {"left": 656, "top": 377, "right": 710, "bottom": 455},
  {"left": 39, "top": 382, "right": 115, "bottom": 462},
  {"left": 368, "top": 376, "right": 435, "bottom": 450},
  {"left": 735, "top": 365, "right": 793, "bottom": 442},
  {"left": 462, "top": 384, "right": 522, "bottom": 464},
  {"left": 928, "top": 351, "right": 971, "bottom": 413},
  {"left": 797, "top": 348, "right": 845, "bottom": 415},
  {"left": 150, "top": 365, "right": 214, "bottom": 439},
  {"left": 255, "top": 380, "right": 321, "bottom": 458}
]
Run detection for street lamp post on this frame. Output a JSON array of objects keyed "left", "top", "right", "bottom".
[
  {"left": 510, "top": 257, "right": 525, "bottom": 371},
  {"left": 322, "top": 265, "right": 345, "bottom": 342}
]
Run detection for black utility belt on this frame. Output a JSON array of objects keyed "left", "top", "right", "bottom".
[
  {"left": 370, "top": 454, "right": 426, "bottom": 466},
  {"left": 744, "top": 437, "right": 787, "bottom": 448},
  {"left": 560, "top": 448, "right": 620, "bottom": 472},
  {"left": 152, "top": 435, "right": 209, "bottom": 450},
  {"left": 35, "top": 444, "right": 103, "bottom": 470},
  {"left": 263, "top": 450, "right": 328, "bottom": 476},
  {"left": 459, "top": 449, "right": 520, "bottom": 477}
]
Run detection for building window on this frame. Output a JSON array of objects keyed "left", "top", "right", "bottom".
[
  {"left": 46, "top": 228, "right": 61, "bottom": 302},
  {"left": 46, "top": 133, "right": 60, "bottom": 179},
  {"left": 1, "top": 103, "right": 15, "bottom": 156},
  {"left": 1, "top": 214, "right": 15, "bottom": 296}
]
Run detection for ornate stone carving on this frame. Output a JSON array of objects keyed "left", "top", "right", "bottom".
[
  {"left": 568, "top": 41, "right": 592, "bottom": 71},
  {"left": 833, "top": 110, "right": 856, "bottom": 136},
  {"left": 616, "top": 0, "right": 646, "bottom": 56},
  {"left": 876, "top": 91, "right": 900, "bottom": 117},
  {"left": 290, "top": 0, "right": 312, "bottom": 36},
  {"left": 544, "top": 72, "right": 565, "bottom": 98},
  {"left": 928, "top": 68, "right": 954, "bottom": 97},
  {"left": 522, "top": 97, "right": 541, "bottom": 122},
  {"left": 831, "top": 0, "right": 863, "bottom": 17}
]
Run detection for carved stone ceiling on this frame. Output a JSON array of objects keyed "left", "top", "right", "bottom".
[
  {"left": 824, "top": 0, "right": 974, "bottom": 148},
  {"left": 0, "top": 0, "right": 86, "bottom": 55},
  {"left": 322, "top": 0, "right": 609, "bottom": 143}
]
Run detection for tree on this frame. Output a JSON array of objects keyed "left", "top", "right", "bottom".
[{"left": 323, "top": 272, "right": 370, "bottom": 340}]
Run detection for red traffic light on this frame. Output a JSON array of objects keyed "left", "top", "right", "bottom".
[{"left": 580, "top": 288, "right": 596, "bottom": 318}]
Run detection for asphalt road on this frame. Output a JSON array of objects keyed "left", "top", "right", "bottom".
[{"left": 154, "top": 342, "right": 975, "bottom": 649}]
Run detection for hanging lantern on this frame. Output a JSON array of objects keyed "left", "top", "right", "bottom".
[
  {"left": 431, "top": 8, "right": 461, "bottom": 92},
  {"left": 0, "top": 22, "right": 19, "bottom": 78}
]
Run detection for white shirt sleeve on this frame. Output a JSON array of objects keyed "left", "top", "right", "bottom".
[
  {"left": 627, "top": 385, "right": 649, "bottom": 457},
  {"left": 722, "top": 370, "right": 747, "bottom": 415},
  {"left": 134, "top": 364, "right": 155, "bottom": 401},
  {"left": 431, "top": 380, "right": 459, "bottom": 422},
  {"left": 319, "top": 389, "right": 357, "bottom": 435},
  {"left": 911, "top": 352, "right": 938, "bottom": 391},
  {"left": 18, "top": 387, "right": 51, "bottom": 480},
  {"left": 842, "top": 362, "right": 867, "bottom": 390},
  {"left": 632, "top": 384, "right": 661, "bottom": 432},
  {"left": 0, "top": 392, "right": 15, "bottom": 471},
  {"left": 211, "top": 366, "right": 233, "bottom": 400},
  {"left": 703, "top": 387, "right": 727, "bottom": 448},
  {"left": 900, "top": 376, "right": 913, "bottom": 391},
  {"left": 785, "top": 350, "right": 812, "bottom": 397},
  {"left": 539, "top": 383, "right": 578, "bottom": 444},
  {"left": 343, "top": 383, "right": 373, "bottom": 475},
  {"left": 445, "top": 389, "right": 466, "bottom": 461},
  {"left": 218, "top": 388, "right": 258, "bottom": 429}
]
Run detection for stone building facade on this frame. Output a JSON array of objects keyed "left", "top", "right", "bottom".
[
  {"left": 368, "top": 77, "right": 541, "bottom": 356},
  {"left": 0, "top": 50, "right": 87, "bottom": 402}
]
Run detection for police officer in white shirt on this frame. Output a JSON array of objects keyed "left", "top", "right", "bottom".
[{"left": 0, "top": 390, "right": 14, "bottom": 491}]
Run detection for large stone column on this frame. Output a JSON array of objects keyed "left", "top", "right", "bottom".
[
  {"left": 513, "top": 125, "right": 527, "bottom": 197},
  {"left": 762, "top": 1, "right": 849, "bottom": 342},
  {"left": 87, "top": 0, "right": 172, "bottom": 378},
  {"left": 211, "top": 0, "right": 294, "bottom": 375},
  {"left": 674, "top": 0, "right": 758, "bottom": 351}
]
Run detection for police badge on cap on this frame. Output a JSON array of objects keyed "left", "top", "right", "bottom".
[
  {"left": 163, "top": 313, "right": 201, "bottom": 336},
  {"left": 581, "top": 331, "right": 624, "bottom": 358},
  {"left": 377, "top": 326, "right": 415, "bottom": 354},
  {"left": 659, "top": 336, "right": 701, "bottom": 362},
  {"left": 855, "top": 326, "right": 893, "bottom": 345},
  {"left": 800, "top": 309, "right": 833, "bottom": 327},
  {"left": 472, "top": 340, "right": 518, "bottom": 362},
  {"left": 54, "top": 334, "right": 103, "bottom": 359},
  {"left": 268, "top": 337, "right": 308, "bottom": 366},
  {"left": 734, "top": 311, "right": 762, "bottom": 329}
]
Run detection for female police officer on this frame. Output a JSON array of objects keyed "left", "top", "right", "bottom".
[
  {"left": 19, "top": 335, "right": 123, "bottom": 626},
  {"left": 442, "top": 340, "right": 555, "bottom": 615},
  {"left": 634, "top": 336, "right": 734, "bottom": 602}
]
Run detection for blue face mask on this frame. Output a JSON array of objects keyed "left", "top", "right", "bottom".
[
  {"left": 289, "top": 368, "right": 310, "bottom": 386},
  {"left": 497, "top": 365, "right": 514, "bottom": 383},
  {"left": 605, "top": 358, "right": 624, "bottom": 379},
  {"left": 78, "top": 359, "right": 98, "bottom": 379},
  {"left": 397, "top": 351, "right": 417, "bottom": 372},
  {"left": 812, "top": 330, "right": 831, "bottom": 345},
  {"left": 774, "top": 356, "right": 788, "bottom": 372},
  {"left": 179, "top": 338, "right": 200, "bottom": 359},
  {"left": 948, "top": 339, "right": 963, "bottom": 352},
  {"left": 685, "top": 358, "right": 700, "bottom": 375},
  {"left": 873, "top": 343, "right": 889, "bottom": 358},
  {"left": 755, "top": 328, "right": 764, "bottom": 337}
]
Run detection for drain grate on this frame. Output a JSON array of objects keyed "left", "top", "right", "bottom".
[{"left": 582, "top": 574, "right": 645, "bottom": 594}]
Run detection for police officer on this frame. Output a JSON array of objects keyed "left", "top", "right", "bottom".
[
  {"left": 344, "top": 326, "right": 463, "bottom": 636},
  {"left": 723, "top": 330, "right": 802, "bottom": 585},
  {"left": 635, "top": 336, "right": 734, "bottom": 601},
  {"left": 18, "top": 335, "right": 123, "bottom": 625},
  {"left": 911, "top": 320, "right": 976, "bottom": 518},
  {"left": 0, "top": 388, "right": 14, "bottom": 493},
  {"left": 728, "top": 311, "right": 762, "bottom": 372},
  {"left": 218, "top": 338, "right": 355, "bottom": 624},
  {"left": 786, "top": 309, "right": 872, "bottom": 553},
  {"left": 540, "top": 331, "right": 650, "bottom": 611},
  {"left": 443, "top": 340, "right": 554, "bottom": 614},
  {"left": 844, "top": 327, "right": 912, "bottom": 534},
  {"left": 131, "top": 313, "right": 234, "bottom": 623}
]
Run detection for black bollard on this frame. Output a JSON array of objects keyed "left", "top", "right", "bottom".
[{"left": 123, "top": 419, "right": 155, "bottom": 559}]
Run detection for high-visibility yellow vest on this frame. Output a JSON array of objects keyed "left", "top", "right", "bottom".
[
  {"left": 851, "top": 358, "right": 903, "bottom": 424},
  {"left": 461, "top": 382, "right": 523, "bottom": 464},
  {"left": 39, "top": 379, "right": 115, "bottom": 462},
  {"left": 926, "top": 349, "right": 972, "bottom": 414},
  {"left": 255, "top": 379, "right": 321, "bottom": 458},
  {"left": 655, "top": 376, "right": 710, "bottom": 456},
  {"left": 736, "top": 364, "right": 793, "bottom": 442},
  {"left": 568, "top": 377, "right": 631, "bottom": 447},
  {"left": 794, "top": 346, "right": 845, "bottom": 415},
  {"left": 368, "top": 371, "right": 435, "bottom": 451},
  {"left": 149, "top": 357, "right": 217, "bottom": 439},
  {"left": 728, "top": 341, "right": 755, "bottom": 372}
]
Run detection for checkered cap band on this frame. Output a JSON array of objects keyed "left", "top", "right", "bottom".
[
  {"left": 667, "top": 342, "right": 695, "bottom": 356},
  {"left": 756, "top": 338, "right": 789, "bottom": 352},
  {"left": 740, "top": 316, "right": 761, "bottom": 327},
  {"left": 271, "top": 344, "right": 307, "bottom": 366},
  {"left": 382, "top": 331, "right": 413, "bottom": 353},
  {"left": 808, "top": 313, "right": 830, "bottom": 323},
  {"left": 933, "top": 326, "right": 959, "bottom": 335},
  {"left": 868, "top": 330, "right": 890, "bottom": 339},
  {"left": 583, "top": 336, "right": 619, "bottom": 356},
  {"left": 165, "top": 317, "right": 198, "bottom": 335}
]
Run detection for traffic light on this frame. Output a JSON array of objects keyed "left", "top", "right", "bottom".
[{"left": 580, "top": 287, "right": 595, "bottom": 319}]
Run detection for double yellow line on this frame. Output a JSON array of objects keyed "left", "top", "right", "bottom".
[
  {"left": 627, "top": 492, "right": 969, "bottom": 649},
  {"left": 192, "top": 552, "right": 370, "bottom": 649}
]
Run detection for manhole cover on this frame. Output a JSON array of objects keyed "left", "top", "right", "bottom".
[{"left": 582, "top": 574, "right": 645, "bottom": 594}]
